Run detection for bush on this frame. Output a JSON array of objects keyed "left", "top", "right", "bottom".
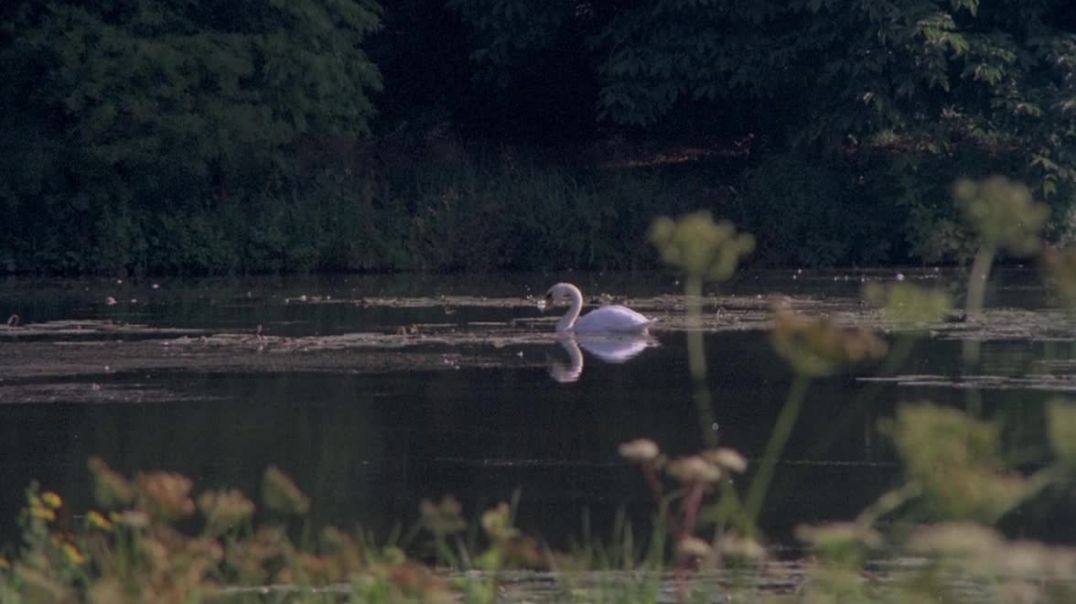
[{"left": 735, "top": 154, "right": 901, "bottom": 267}]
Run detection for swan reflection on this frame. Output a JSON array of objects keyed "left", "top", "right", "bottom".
[{"left": 547, "top": 334, "right": 656, "bottom": 383}]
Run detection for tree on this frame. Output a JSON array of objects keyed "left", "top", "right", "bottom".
[
  {"left": 0, "top": 0, "right": 382, "bottom": 271},
  {"left": 452, "top": 1, "right": 1076, "bottom": 195}
]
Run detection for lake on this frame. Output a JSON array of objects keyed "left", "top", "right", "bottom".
[{"left": 1, "top": 268, "right": 1072, "bottom": 551}]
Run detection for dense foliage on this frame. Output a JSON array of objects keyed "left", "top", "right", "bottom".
[
  {"left": 2, "top": 0, "right": 1074, "bottom": 273},
  {"left": 453, "top": 1, "right": 1076, "bottom": 185},
  {"left": 0, "top": 0, "right": 381, "bottom": 273}
]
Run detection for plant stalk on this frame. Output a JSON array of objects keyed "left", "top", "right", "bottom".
[
  {"left": 743, "top": 374, "right": 810, "bottom": 533},
  {"left": 685, "top": 275, "right": 718, "bottom": 448}
]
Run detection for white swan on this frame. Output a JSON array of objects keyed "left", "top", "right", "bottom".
[{"left": 543, "top": 283, "right": 654, "bottom": 334}]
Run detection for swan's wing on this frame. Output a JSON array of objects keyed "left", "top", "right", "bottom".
[{"left": 573, "top": 305, "right": 654, "bottom": 334}]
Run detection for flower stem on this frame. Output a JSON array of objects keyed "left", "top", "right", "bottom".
[
  {"left": 685, "top": 275, "right": 718, "bottom": 448},
  {"left": 743, "top": 374, "right": 810, "bottom": 533}
]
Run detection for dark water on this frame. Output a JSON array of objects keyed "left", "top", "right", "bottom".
[{"left": 0, "top": 269, "right": 1070, "bottom": 550}]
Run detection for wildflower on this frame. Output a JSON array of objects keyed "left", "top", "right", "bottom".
[
  {"left": 666, "top": 456, "right": 722, "bottom": 485},
  {"left": 110, "top": 510, "right": 150, "bottom": 529},
  {"left": 891, "top": 404, "right": 1026, "bottom": 522},
  {"left": 61, "top": 542, "right": 86, "bottom": 566},
  {"left": 261, "top": 466, "right": 311, "bottom": 515},
  {"left": 40, "top": 492, "right": 63, "bottom": 509},
  {"left": 419, "top": 496, "right": 466, "bottom": 536},
  {"left": 30, "top": 505, "right": 56, "bottom": 522},
  {"left": 907, "top": 522, "right": 1002, "bottom": 560},
  {"left": 135, "top": 471, "right": 195, "bottom": 521},
  {"left": 677, "top": 536, "right": 714, "bottom": 559},
  {"left": 649, "top": 211, "right": 755, "bottom": 281},
  {"left": 1047, "top": 399, "right": 1076, "bottom": 468},
  {"left": 796, "top": 522, "right": 880, "bottom": 566},
  {"left": 388, "top": 560, "right": 452, "bottom": 600},
  {"left": 863, "top": 282, "right": 952, "bottom": 328},
  {"left": 618, "top": 438, "right": 660, "bottom": 463},
  {"left": 87, "top": 510, "right": 112, "bottom": 531},
  {"left": 198, "top": 489, "right": 255, "bottom": 535},
  {"left": 1041, "top": 247, "right": 1076, "bottom": 309},
  {"left": 702, "top": 448, "right": 747, "bottom": 474},
  {"left": 87, "top": 458, "right": 135, "bottom": 509},
  {"left": 771, "top": 307, "right": 888, "bottom": 377},
  {"left": 481, "top": 502, "right": 519, "bottom": 541},
  {"left": 954, "top": 176, "right": 1048, "bottom": 255},
  {"left": 717, "top": 534, "right": 766, "bottom": 561}
]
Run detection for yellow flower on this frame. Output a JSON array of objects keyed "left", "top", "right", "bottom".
[
  {"left": 0, "top": 557, "right": 9, "bottom": 570},
  {"left": 41, "top": 491, "right": 63, "bottom": 509},
  {"left": 87, "top": 510, "right": 113, "bottom": 531},
  {"left": 62, "top": 542, "right": 86, "bottom": 565},
  {"left": 30, "top": 505, "right": 56, "bottom": 522}
]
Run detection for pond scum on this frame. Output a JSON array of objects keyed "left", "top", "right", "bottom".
[{"left": 4, "top": 176, "right": 1076, "bottom": 603}]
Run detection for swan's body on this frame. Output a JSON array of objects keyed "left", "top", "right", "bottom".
[{"left": 543, "top": 283, "right": 654, "bottom": 334}]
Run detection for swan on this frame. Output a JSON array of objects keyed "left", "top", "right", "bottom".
[{"left": 542, "top": 283, "right": 654, "bottom": 334}]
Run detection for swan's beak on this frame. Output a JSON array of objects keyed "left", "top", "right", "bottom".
[{"left": 541, "top": 293, "right": 553, "bottom": 312}]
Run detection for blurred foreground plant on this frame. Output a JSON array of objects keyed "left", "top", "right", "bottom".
[
  {"left": 955, "top": 177, "right": 1048, "bottom": 368},
  {"left": 618, "top": 438, "right": 757, "bottom": 600},
  {"left": 790, "top": 399, "right": 1076, "bottom": 603},
  {"left": 0, "top": 459, "right": 545, "bottom": 604},
  {"left": 649, "top": 211, "right": 754, "bottom": 447},
  {"left": 1041, "top": 246, "right": 1076, "bottom": 310},
  {"left": 957, "top": 174, "right": 1047, "bottom": 313},
  {"left": 741, "top": 309, "right": 889, "bottom": 532}
]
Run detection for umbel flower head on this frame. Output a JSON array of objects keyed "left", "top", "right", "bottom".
[
  {"left": 199, "top": 489, "right": 256, "bottom": 535},
  {"left": 135, "top": 471, "right": 196, "bottom": 522},
  {"left": 954, "top": 176, "right": 1048, "bottom": 255},
  {"left": 649, "top": 211, "right": 755, "bottom": 281},
  {"left": 261, "top": 466, "right": 311, "bottom": 516},
  {"left": 863, "top": 282, "right": 952, "bottom": 328},
  {"left": 617, "top": 438, "right": 660, "bottom": 463},
  {"left": 666, "top": 455, "right": 723, "bottom": 485},
  {"left": 890, "top": 404, "right": 1026, "bottom": 522},
  {"left": 1041, "top": 247, "right": 1076, "bottom": 309},
  {"left": 770, "top": 307, "right": 888, "bottom": 377},
  {"left": 88, "top": 457, "right": 135, "bottom": 510},
  {"left": 419, "top": 496, "right": 466, "bottom": 536}
]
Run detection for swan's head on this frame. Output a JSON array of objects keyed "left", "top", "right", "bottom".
[{"left": 543, "top": 283, "right": 580, "bottom": 308}]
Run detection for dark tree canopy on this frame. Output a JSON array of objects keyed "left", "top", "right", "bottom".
[
  {"left": 451, "top": 0, "right": 1076, "bottom": 193},
  {"left": 1, "top": 0, "right": 381, "bottom": 270}
]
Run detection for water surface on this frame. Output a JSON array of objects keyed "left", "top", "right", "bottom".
[{"left": 1, "top": 268, "right": 1072, "bottom": 549}]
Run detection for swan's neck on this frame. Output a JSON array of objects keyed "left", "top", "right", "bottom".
[{"left": 556, "top": 286, "right": 584, "bottom": 332}]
